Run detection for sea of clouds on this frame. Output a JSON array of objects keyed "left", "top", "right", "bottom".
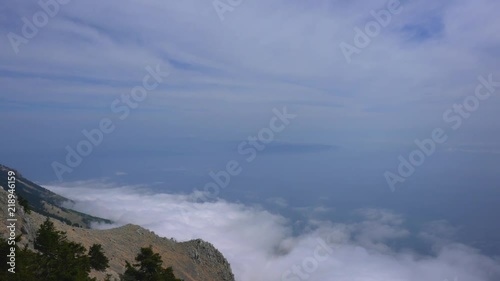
[{"left": 46, "top": 182, "right": 500, "bottom": 281}]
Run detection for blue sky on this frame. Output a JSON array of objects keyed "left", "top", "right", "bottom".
[
  {"left": 1, "top": 0, "right": 500, "bottom": 201},
  {"left": 2, "top": 0, "right": 500, "bottom": 188},
  {"left": 1, "top": 0, "right": 499, "bottom": 151},
  {"left": 2, "top": 1, "right": 500, "bottom": 280}
]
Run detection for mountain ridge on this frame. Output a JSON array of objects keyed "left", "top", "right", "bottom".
[{"left": 0, "top": 164, "right": 235, "bottom": 281}]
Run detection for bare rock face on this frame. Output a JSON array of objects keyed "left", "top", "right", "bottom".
[
  {"left": 0, "top": 188, "right": 37, "bottom": 249},
  {"left": 186, "top": 239, "right": 235, "bottom": 281},
  {"left": 0, "top": 186, "right": 235, "bottom": 281}
]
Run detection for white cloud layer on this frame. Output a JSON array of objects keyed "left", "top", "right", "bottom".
[{"left": 46, "top": 182, "right": 500, "bottom": 281}]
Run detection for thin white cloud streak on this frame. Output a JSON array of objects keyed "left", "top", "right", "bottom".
[
  {"left": 2, "top": 0, "right": 499, "bottom": 102},
  {"left": 46, "top": 182, "right": 500, "bottom": 281},
  {"left": 2, "top": 0, "right": 500, "bottom": 145}
]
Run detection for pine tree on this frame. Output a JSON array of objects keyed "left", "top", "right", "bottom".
[
  {"left": 121, "top": 246, "right": 183, "bottom": 281},
  {"left": 2, "top": 218, "right": 113, "bottom": 280},
  {"left": 89, "top": 244, "right": 110, "bottom": 271},
  {"left": 33, "top": 218, "right": 102, "bottom": 280},
  {"left": 34, "top": 218, "right": 67, "bottom": 255}
]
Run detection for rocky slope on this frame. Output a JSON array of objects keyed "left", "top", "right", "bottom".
[
  {"left": 0, "top": 165, "right": 110, "bottom": 228},
  {"left": 0, "top": 165, "right": 235, "bottom": 281}
]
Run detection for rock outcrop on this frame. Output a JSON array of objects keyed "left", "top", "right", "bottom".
[{"left": 0, "top": 164, "right": 235, "bottom": 281}]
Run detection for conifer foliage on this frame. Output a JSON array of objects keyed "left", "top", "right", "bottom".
[
  {"left": 1, "top": 219, "right": 182, "bottom": 281},
  {"left": 121, "top": 246, "right": 183, "bottom": 281},
  {"left": 1, "top": 218, "right": 109, "bottom": 281}
]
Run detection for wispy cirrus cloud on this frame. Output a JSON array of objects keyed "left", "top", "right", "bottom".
[{"left": 2, "top": 0, "right": 499, "bottom": 120}]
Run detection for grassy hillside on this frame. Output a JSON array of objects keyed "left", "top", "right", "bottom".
[
  {"left": 0, "top": 164, "right": 111, "bottom": 228},
  {"left": 0, "top": 165, "right": 235, "bottom": 281}
]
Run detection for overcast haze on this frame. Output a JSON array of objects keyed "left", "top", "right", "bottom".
[{"left": 1, "top": 0, "right": 500, "bottom": 280}]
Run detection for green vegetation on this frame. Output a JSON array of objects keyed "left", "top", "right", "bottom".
[
  {"left": 1, "top": 218, "right": 109, "bottom": 281},
  {"left": 121, "top": 246, "right": 183, "bottom": 281},
  {"left": 18, "top": 195, "right": 31, "bottom": 214},
  {"left": 1, "top": 219, "right": 182, "bottom": 281},
  {"left": 89, "top": 244, "right": 110, "bottom": 271}
]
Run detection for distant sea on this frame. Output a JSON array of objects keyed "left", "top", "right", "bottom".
[{"left": 5, "top": 145, "right": 500, "bottom": 256}]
